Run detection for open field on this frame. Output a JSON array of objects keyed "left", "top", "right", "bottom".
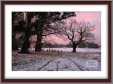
[{"left": 12, "top": 48, "right": 101, "bottom": 71}]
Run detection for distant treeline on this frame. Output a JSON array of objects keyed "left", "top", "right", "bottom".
[{"left": 43, "top": 42, "right": 100, "bottom": 48}]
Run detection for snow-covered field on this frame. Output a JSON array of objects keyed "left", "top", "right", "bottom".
[
  {"left": 42, "top": 48, "right": 101, "bottom": 53},
  {"left": 12, "top": 48, "right": 101, "bottom": 71}
]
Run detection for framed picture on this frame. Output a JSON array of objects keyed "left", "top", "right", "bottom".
[{"left": 1, "top": 1, "right": 111, "bottom": 82}]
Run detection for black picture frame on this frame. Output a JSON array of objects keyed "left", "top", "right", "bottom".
[{"left": 1, "top": 1, "right": 112, "bottom": 82}]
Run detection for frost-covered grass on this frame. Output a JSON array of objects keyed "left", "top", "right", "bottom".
[{"left": 12, "top": 49, "right": 101, "bottom": 71}]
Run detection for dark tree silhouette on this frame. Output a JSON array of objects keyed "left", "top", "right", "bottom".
[
  {"left": 12, "top": 12, "right": 76, "bottom": 53},
  {"left": 20, "top": 12, "right": 33, "bottom": 53}
]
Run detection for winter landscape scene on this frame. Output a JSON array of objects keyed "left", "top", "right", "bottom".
[{"left": 12, "top": 12, "right": 101, "bottom": 71}]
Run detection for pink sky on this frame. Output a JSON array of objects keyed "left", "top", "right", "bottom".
[{"left": 45, "top": 12, "right": 101, "bottom": 45}]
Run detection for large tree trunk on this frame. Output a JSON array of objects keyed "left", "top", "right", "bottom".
[
  {"left": 35, "top": 17, "right": 43, "bottom": 52},
  {"left": 20, "top": 13, "right": 33, "bottom": 53},
  {"left": 20, "top": 31, "right": 31, "bottom": 53},
  {"left": 35, "top": 21, "right": 43, "bottom": 52},
  {"left": 73, "top": 46, "right": 77, "bottom": 52},
  {"left": 35, "top": 13, "right": 46, "bottom": 52},
  {"left": 72, "top": 42, "right": 77, "bottom": 52}
]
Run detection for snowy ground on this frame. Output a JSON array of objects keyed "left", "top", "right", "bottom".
[
  {"left": 42, "top": 48, "right": 101, "bottom": 53},
  {"left": 12, "top": 48, "right": 101, "bottom": 71}
]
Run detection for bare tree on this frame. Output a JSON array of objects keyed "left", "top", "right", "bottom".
[{"left": 53, "top": 19, "right": 95, "bottom": 52}]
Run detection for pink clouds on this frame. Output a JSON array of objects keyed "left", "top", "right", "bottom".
[{"left": 45, "top": 35, "right": 70, "bottom": 45}]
